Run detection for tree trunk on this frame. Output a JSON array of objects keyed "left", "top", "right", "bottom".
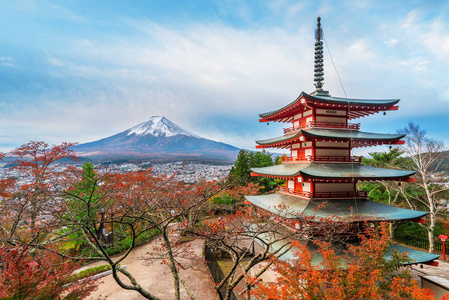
[
  {"left": 162, "top": 226, "right": 181, "bottom": 300},
  {"left": 424, "top": 182, "right": 436, "bottom": 253}
]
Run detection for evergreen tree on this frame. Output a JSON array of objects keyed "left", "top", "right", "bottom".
[{"left": 228, "top": 150, "right": 282, "bottom": 193}]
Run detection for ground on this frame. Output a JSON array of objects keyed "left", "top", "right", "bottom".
[
  {"left": 77, "top": 229, "right": 449, "bottom": 300},
  {"left": 77, "top": 234, "right": 219, "bottom": 300}
]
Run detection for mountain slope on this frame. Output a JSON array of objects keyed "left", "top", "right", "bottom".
[{"left": 74, "top": 116, "right": 241, "bottom": 163}]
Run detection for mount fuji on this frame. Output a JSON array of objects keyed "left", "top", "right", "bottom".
[{"left": 74, "top": 116, "right": 241, "bottom": 163}]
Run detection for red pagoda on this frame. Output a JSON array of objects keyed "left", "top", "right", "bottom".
[{"left": 245, "top": 17, "right": 439, "bottom": 265}]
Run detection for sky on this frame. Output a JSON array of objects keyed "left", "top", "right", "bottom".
[{"left": 1, "top": 0, "right": 449, "bottom": 157}]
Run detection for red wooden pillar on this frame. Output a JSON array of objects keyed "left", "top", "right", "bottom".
[{"left": 440, "top": 235, "right": 448, "bottom": 260}]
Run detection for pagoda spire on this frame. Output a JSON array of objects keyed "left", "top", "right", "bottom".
[{"left": 314, "top": 17, "right": 325, "bottom": 90}]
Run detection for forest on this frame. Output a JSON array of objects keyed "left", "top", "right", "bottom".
[{"left": 0, "top": 131, "right": 448, "bottom": 300}]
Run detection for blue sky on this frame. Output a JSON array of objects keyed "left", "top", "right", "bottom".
[{"left": 1, "top": 0, "right": 449, "bottom": 156}]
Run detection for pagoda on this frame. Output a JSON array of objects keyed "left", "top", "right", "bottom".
[{"left": 245, "top": 17, "right": 439, "bottom": 265}]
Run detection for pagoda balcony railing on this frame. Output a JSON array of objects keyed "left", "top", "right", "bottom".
[
  {"left": 279, "top": 187, "right": 367, "bottom": 198},
  {"left": 282, "top": 155, "right": 362, "bottom": 163},
  {"left": 284, "top": 121, "right": 360, "bottom": 134},
  {"left": 278, "top": 187, "right": 311, "bottom": 198}
]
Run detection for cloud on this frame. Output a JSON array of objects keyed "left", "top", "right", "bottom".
[
  {"left": 2, "top": 1, "right": 449, "bottom": 152},
  {"left": 0, "top": 57, "right": 18, "bottom": 68},
  {"left": 384, "top": 39, "right": 399, "bottom": 47}
]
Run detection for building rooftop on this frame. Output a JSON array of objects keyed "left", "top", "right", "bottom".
[
  {"left": 259, "top": 92, "right": 400, "bottom": 122},
  {"left": 245, "top": 193, "right": 427, "bottom": 221},
  {"left": 255, "top": 232, "right": 439, "bottom": 266},
  {"left": 256, "top": 128, "right": 405, "bottom": 148},
  {"left": 251, "top": 163, "right": 415, "bottom": 180}
]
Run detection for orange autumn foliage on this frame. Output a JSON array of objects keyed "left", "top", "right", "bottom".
[{"left": 250, "top": 223, "right": 439, "bottom": 300}]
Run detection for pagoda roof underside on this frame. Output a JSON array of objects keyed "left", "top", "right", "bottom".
[
  {"left": 250, "top": 163, "right": 416, "bottom": 180},
  {"left": 245, "top": 193, "right": 426, "bottom": 221},
  {"left": 259, "top": 92, "right": 400, "bottom": 122},
  {"left": 256, "top": 129, "right": 405, "bottom": 148}
]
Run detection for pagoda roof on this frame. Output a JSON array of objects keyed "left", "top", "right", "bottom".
[
  {"left": 245, "top": 193, "right": 426, "bottom": 221},
  {"left": 259, "top": 92, "right": 400, "bottom": 122},
  {"left": 255, "top": 232, "right": 439, "bottom": 266},
  {"left": 250, "top": 163, "right": 415, "bottom": 180},
  {"left": 256, "top": 128, "right": 405, "bottom": 149}
]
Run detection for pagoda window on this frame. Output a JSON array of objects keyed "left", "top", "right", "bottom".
[
  {"left": 305, "top": 148, "right": 313, "bottom": 157},
  {"left": 293, "top": 113, "right": 302, "bottom": 120},
  {"left": 291, "top": 150, "right": 298, "bottom": 158},
  {"left": 303, "top": 110, "right": 313, "bottom": 117},
  {"left": 305, "top": 116, "right": 313, "bottom": 125},
  {"left": 287, "top": 180, "right": 295, "bottom": 190},
  {"left": 303, "top": 182, "right": 312, "bottom": 193}
]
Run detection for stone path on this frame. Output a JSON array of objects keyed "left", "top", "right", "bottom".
[
  {"left": 410, "top": 258, "right": 449, "bottom": 287},
  {"left": 79, "top": 235, "right": 219, "bottom": 300}
]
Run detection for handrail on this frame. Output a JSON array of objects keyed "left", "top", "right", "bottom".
[
  {"left": 278, "top": 187, "right": 367, "bottom": 198},
  {"left": 284, "top": 121, "right": 360, "bottom": 134},
  {"left": 282, "top": 155, "right": 362, "bottom": 163},
  {"left": 278, "top": 187, "right": 311, "bottom": 198},
  {"left": 313, "top": 191, "right": 367, "bottom": 198}
]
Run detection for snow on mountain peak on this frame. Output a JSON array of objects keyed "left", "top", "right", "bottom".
[{"left": 127, "top": 116, "right": 200, "bottom": 138}]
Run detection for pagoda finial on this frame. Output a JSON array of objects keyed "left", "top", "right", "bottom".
[{"left": 314, "top": 16, "right": 324, "bottom": 89}]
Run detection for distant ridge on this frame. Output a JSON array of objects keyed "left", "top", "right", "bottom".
[{"left": 74, "top": 116, "right": 241, "bottom": 163}]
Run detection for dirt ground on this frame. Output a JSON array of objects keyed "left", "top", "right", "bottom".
[{"left": 79, "top": 235, "right": 220, "bottom": 300}]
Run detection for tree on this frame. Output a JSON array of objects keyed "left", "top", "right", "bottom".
[
  {"left": 53, "top": 164, "right": 220, "bottom": 300},
  {"left": 0, "top": 152, "right": 15, "bottom": 199},
  {"left": 360, "top": 149, "right": 412, "bottom": 206},
  {"left": 398, "top": 122, "right": 449, "bottom": 252},
  {"left": 2, "top": 145, "right": 223, "bottom": 300},
  {"left": 250, "top": 223, "right": 442, "bottom": 300},
  {"left": 196, "top": 204, "right": 353, "bottom": 300},
  {"left": 0, "top": 246, "right": 98, "bottom": 299},
  {"left": 228, "top": 150, "right": 282, "bottom": 193},
  {"left": 5, "top": 141, "right": 77, "bottom": 244}
]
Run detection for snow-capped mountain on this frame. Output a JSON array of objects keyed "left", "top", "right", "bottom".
[
  {"left": 127, "top": 116, "right": 200, "bottom": 138},
  {"left": 74, "top": 116, "right": 241, "bottom": 163}
]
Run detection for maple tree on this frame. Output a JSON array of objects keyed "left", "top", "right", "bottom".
[
  {"left": 46, "top": 164, "right": 221, "bottom": 300},
  {"left": 2, "top": 144, "right": 221, "bottom": 300},
  {"left": 195, "top": 200, "right": 353, "bottom": 300},
  {"left": 2, "top": 141, "right": 77, "bottom": 245},
  {"left": 250, "top": 223, "right": 446, "bottom": 300},
  {"left": 0, "top": 245, "right": 98, "bottom": 300},
  {"left": 0, "top": 152, "right": 14, "bottom": 198}
]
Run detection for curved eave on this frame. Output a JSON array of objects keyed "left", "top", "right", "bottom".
[
  {"left": 259, "top": 92, "right": 400, "bottom": 122},
  {"left": 256, "top": 131, "right": 302, "bottom": 148},
  {"left": 259, "top": 93, "right": 305, "bottom": 123},
  {"left": 388, "top": 244, "right": 440, "bottom": 265},
  {"left": 254, "top": 232, "right": 439, "bottom": 266},
  {"left": 245, "top": 194, "right": 427, "bottom": 221},
  {"left": 255, "top": 129, "right": 406, "bottom": 149},
  {"left": 305, "top": 92, "right": 400, "bottom": 107},
  {"left": 250, "top": 163, "right": 416, "bottom": 180}
]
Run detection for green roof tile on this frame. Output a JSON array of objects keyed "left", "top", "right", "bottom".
[
  {"left": 256, "top": 128, "right": 405, "bottom": 145},
  {"left": 245, "top": 193, "right": 427, "bottom": 221},
  {"left": 260, "top": 92, "right": 400, "bottom": 119},
  {"left": 255, "top": 234, "right": 439, "bottom": 266},
  {"left": 388, "top": 244, "right": 440, "bottom": 265},
  {"left": 251, "top": 163, "right": 415, "bottom": 179}
]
